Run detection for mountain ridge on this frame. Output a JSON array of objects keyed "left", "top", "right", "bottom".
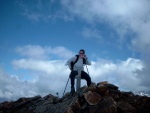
[{"left": 0, "top": 81, "right": 150, "bottom": 113}]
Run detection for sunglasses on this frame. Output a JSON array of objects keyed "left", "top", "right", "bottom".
[{"left": 80, "top": 53, "right": 84, "bottom": 54}]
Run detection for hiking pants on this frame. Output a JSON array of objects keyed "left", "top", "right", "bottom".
[{"left": 70, "top": 70, "right": 91, "bottom": 87}]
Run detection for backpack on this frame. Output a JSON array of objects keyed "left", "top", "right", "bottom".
[{"left": 70, "top": 55, "right": 86, "bottom": 71}]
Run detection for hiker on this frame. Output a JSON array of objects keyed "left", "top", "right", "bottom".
[{"left": 66, "top": 49, "right": 91, "bottom": 94}]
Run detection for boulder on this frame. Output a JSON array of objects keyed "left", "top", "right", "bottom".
[
  {"left": 88, "top": 96, "right": 117, "bottom": 113},
  {"left": 83, "top": 91, "right": 101, "bottom": 105},
  {"left": 97, "top": 84, "right": 109, "bottom": 96},
  {"left": 117, "top": 101, "right": 136, "bottom": 113},
  {"left": 97, "top": 81, "right": 108, "bottom": 85},
  {"left": 105, "top": 84, "right": 119, "bottom": 90},
  {"left": 88, "top": 83, "right": 97, "bottom": 92}
]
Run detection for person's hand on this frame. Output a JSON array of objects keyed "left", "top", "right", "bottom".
[{"left": 83, "top": 54, "right": 87, "bottom": 59}]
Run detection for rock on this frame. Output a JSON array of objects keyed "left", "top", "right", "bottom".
[
  {"left": 88, "top": 96, "right": 117, "bottom": 113},
  {"left": 122, "top": 91, "right": 134, "bottom": 97},
  {"left": 97, "top": 81, "right": 108, "bottom": 85},
  {"left": 80, "top": 85, "right": 88, "bottom": 92},
  {"left": 70, "top": 98, "right": 81, "bottom": 112},
  {"left": 43, "top": 94, "right": 58, "bottom": 104},
  {"left": 0, "top": 82, "right": 150, "bottom": 113},
  {"left": 117, "top": 101, "right": 136, "bottom": 113},
  {"left": 83, "top": 91, "right": 101, "bottom": 105},
  {"left": 108, "top": 89, "right": 122, "bottom": 101},
  {"left": 65, "top": 107, "right": 74, "bottom": 113},
  {"left": 105, "top": 84, "right": 119, "bottom": 90},
  {"left": 97, "top": 84, "right": 109, "bottom": 96},
  {"left": 88, "top": 83, "right": 97, "bottom": 92}
]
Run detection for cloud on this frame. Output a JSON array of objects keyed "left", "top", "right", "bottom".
[
  {"left": 16, "top": 0, "right": 65, "bottom": 22},
  {"left": 12, "top": 59, "right": 68, "bottom": 75},
  {"left": 1, "top": 45, "right": 148, "bottom": 101},
  {"left": 61, "top": 0, "right": 150, "bottom": 91},
  {"left": 48, "top": 46, "right": 75, "bottom": 59},
  {"left": 0, "top": 68, "right": 36, "bottom": 101},
  {"left": 13, "top": 49, "right": 144, "bottom": 90},
  {"left": 15, "top": 45, "right": 48, "bottom": 59},
  {"left": 55, "top": 0, "right": 150, "bottom": 62},
  {"left": 17, "top": 0, "right": 150, "bottom": 48},
  {"left": 15, "top": 45, "right": 74, "bottom": 60},
  {"left": 0, "top": 65, "right": 70, "bottom": 101},
  {"left": 81, "top": 27, "right": 103, "bottom": 41},
  {"left": 11, "top": 58, "right": 71, "bottom": 97},
  {"left": 17, "top": 0, "right": 150, "bottom": 50},
  {"left": 89, "top": 58, "right": 144, "bottom": 90},
  {"left": 61, "top": 0, "right": 150, "bottom": 40},
  {"left": 12, "top": 45, "right": 150, "bottom": 96}
]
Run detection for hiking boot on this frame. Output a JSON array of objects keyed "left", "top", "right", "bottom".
[{"left": 70, "top": 86, "right": 75, "bottom": 95}]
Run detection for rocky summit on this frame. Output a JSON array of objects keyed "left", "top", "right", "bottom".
[{"left": 0, "top": 81, "right": 150, "bottom": 113}]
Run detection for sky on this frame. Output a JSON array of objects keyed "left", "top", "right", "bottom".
[{"left": 0, "top": 0, "right": 150, "bottom": 101}]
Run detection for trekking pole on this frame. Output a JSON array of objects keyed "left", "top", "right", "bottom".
[
  {"left": 85, "top": 64, "right": 89, "bottom": 75},
  {"left": 84, "top": 57, "right": 90, "bottom": 75},
  {"left": 63, "top": 77, "right": 69, "bottom": 96}
]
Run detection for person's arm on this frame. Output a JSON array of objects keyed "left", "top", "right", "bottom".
[
  {"left": 83, "top": 54, "right": 91, "bottom": 65},
  {"left": 85, "top": 58, "right": 91, "bottom": 65},
  {"left": 66, "top": 57, "right": 76, "bottom": 69}
]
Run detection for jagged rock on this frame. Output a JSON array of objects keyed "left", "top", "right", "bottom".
[
  {"left": 80, "top": 85, "right": 88, "bottom": 92},
  {"left": 88, "top": 83, "right": 97, "bottom": 92},
  {"left": 108, "top": 89, "right": 122, "bottom": 101},
  {"left": 0, "top": 82, "right": 150, "bottom": 113},
  {"left": 97, "top": 84, "right": 109, "bottom": 96},
  {"left": 97, "top": 81, "right": 108, "bottom": 85},
  {"left": 43, "top": 94, "right": 58, "bottom": 104},
  {"left": 88, "top": 96, "right": 117, "bottom": 113},
  {"left": 128, "top": 95, "right": 150, "bottom": 113},
  {"left": 65, "top": 107, "right": 74, "bottom": 113},
  {"left": 105, "top": 84, "right": 119, "bottom": 90},
  {"left": 117, "top": 101, "right": 136, "bottom": 113},
  {"left": 122, "top": 91, "right": 135, "bottom": 97},
  {"left": 83, "top": 91, "right": 101, "bottom": 105},
  {"left": 70, "top": 98, "right": 81, "bottom": 112},
  {"left": 0, "top": 95, "right": 42, "bottom": 113}
]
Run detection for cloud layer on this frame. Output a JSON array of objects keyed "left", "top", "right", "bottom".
[
  {"left": 1, "top": 45, "right": 148, "bottom": 101},
  {"left": 62, "top": 0, "right": 150, "bottom": 48},
  {"left": 15, "top": 45, "right": 74, "bottom": 60}
]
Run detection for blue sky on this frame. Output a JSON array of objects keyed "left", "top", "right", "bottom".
[{"left": 0, "top": 0, "right": 150, "bottom": 101}]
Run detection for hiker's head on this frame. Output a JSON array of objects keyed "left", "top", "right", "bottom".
[
  {"left": 79, "top": 49, "right": 85, "bottom": 54},
  {"left": 79, "top": 49, "right": 85, "bottom": 57}
]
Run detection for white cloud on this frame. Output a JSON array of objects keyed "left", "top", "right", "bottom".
[
  {"left": 16, "top": 45, "right": 48, "bottom": 59},
  {"left": 0, "top": 59, "right": 71, "bottom": 101},
  {"left": 10, "top": 45, "right": 149, "bottom": 97},
  {"left": 1, "top": 50, "right": 148, "bottom": 101},
  {"left": 18, "top": 0, "right": 150, "bottom": 51},
  {"left": 48, "top": 46, "right": 75, "bottom": 59},
  {"left": 17, "top": 0, "right": 150, "bottom": 48},
  {"left": 12, "top": 59, "right": 68, "bottom": 76},
  {"left": 0, "top": 68, "right": 36, "bottom": 101},
  {"left": 17, "top": 0, "right": 64, "bottom": 22},
  {"left": 15, "top": 45, "right": 74, "bottom": 60},
  {"left": 61, "top": 0, "right": 150, "bottom": 91},
  {"left": 69, "top": 0, "right": 150, "bottom": 57},
  {"left": 88, "top": 58, "right": 144, "bottom": 91},
  {"left": 61, "top": 0, "right": 150, "bottom": 41},
  {"left": 81, "top": 27, "right": 103, "bottom": 41}
]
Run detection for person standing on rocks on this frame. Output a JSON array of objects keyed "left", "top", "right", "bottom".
[{"left": 66, "top": 49, "right": 92, "bottom": 94}]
